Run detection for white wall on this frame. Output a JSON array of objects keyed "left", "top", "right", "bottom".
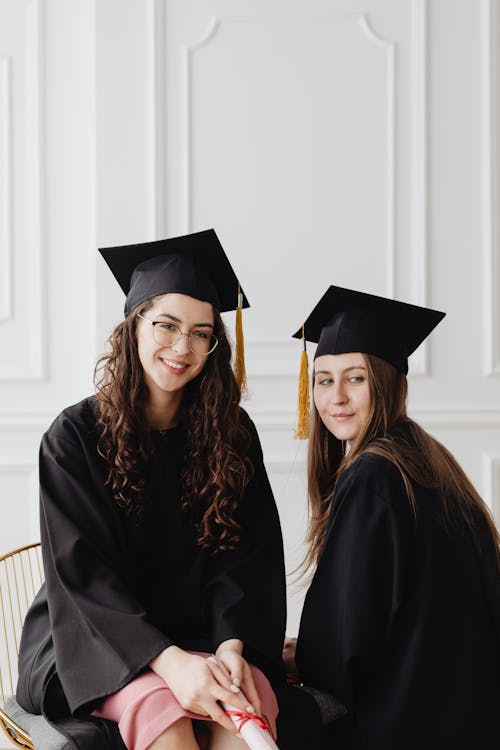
[
  {"left": 1, "top": 0, "right": 499, "bottom": 650},
  {"left": 0, "top": 0, "right": 96, "bottom": 552}
]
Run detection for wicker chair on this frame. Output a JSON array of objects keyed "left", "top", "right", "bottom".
[{"left": 0, "top": 543, "right": 43, "bottom": 750}]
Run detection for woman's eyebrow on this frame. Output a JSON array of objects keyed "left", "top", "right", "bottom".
[
  {"left": 155, "top": 313, "right": 214, "bottom": 329},
  {"left": 314, "top": 365, "right": 366, "bottom": 376}
]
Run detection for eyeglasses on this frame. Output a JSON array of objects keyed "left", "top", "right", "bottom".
[{"left": 137, "top": 314, "right": 218, "bottom": 355}]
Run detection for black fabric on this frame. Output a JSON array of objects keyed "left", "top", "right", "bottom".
[
  {"left": 99, "top": 229, "right": 250, "bottom": 315},
  {"left": 16, "top": 397, "right": 286, "bottom": 750},
  {"left": 292, "top": 285, "right": 445, "bottom": 373},
  {"left": 296, "top": 426, "right": 500, "bottom": 750},
  {"left": 275, "top": 684, "right": 324, "bottom": 750}
]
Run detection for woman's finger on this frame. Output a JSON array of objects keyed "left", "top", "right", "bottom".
[
  {"left": 206, "top": 660, "right": 239, "bottom": 693},
  {"left": 216, "top": 650, "right": 244, "bottom": 686},
  {"left": 214, "top": 654, "right": 262, "bottom": 715},
  {"left": 212, "top": 683, "right": 252, "bottom": 712},
  {"left": 240, "top": 664, "right": 262, "bottom": 716},
  {"left": 204, "top": 700, "right": 239, "bottom": 734}
]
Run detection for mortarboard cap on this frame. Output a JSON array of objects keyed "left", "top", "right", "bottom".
[
  {"left": 98, "top": 229, "right": 250, "bottom": 316},
  {"left": 99, "top": 229, "right": 249, "bottom": 391},
  {"left": 292, "top": 286, "right": 445, "bottom": 439},
  {"left": 292, "top": 285, "right": 446, "bottom": 375}
]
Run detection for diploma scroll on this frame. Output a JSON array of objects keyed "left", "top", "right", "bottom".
[{"left": 209, "top": 656, "right": 281, "bottom": 750}]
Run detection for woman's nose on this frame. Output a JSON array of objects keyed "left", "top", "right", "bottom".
[
  {"left": 330, "top": 383, "right": 347, "bottom": 405},
  {"left": 172, "top": 333, "right": 191, "bottom": 355}
]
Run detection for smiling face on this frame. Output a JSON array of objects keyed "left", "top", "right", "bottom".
[
  {"left": 313, "top": 352, "right": 371, "bottom": 442},
  {"left": 136, "top": 293, "right": 214, "bottom": 408}
]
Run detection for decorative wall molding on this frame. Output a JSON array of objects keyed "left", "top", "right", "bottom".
[
  {"left": 182, "top": 15, "right": 219, "bottom": 233},
  {"left": 0, "top": 54, "right": 12, "bottom": 323},
  {"left": 0, "top": 413, "right": 52, "bottom": 430},
  {"left": 150, "top": 0, "right": 167, "bottom": 239},
  {"left": 148, "top": 0, "right": 447, "bottom": 381},
  {"left": 0, "top": 0, "right": 46, "bottom": 381},
  {"left": 358, "top": 13, "right": 396, "bottom": 300},
  {"left": 483, "top": 0, "right": 500, "bottom": 376},
  {"left": 409, "top": 0, "right": 429, "bottom": 376},
  {"left": 182, "top": 11, "right": 396, "bottom": 272},
  {"left": 0, "top": 461, "right": 37, "bottom": 475},
  {"left": 24, "top": 0, "right": 45, "bottom": 380},
  {"left": 175, "top": 5, "right": 430, "bottom": 374}
]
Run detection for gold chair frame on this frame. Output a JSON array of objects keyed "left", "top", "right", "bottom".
[{"left": 0, "top": 543, "right": 43, "bottom": 750}]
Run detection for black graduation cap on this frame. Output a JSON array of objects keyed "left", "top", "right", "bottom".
[
  {"left": 292, "top": 285, "right": 446, "bottom": 375},
  {"left": 99, "top": 229, "right": 250, "bottom": 315}
]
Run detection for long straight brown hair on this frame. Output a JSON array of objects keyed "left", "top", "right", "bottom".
[{"left": 304, "top": 353, "right": 500, "bottom": 574}]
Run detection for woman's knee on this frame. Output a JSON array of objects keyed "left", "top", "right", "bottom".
[
  {"left": 208, "top": 721, "right": 243, "bottom": 750},
  {"left": 146, "top": 717, "right": 197, "bottom": 750}
]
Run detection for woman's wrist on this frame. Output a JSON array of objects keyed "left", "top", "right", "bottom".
[
  {"left": 215, "top": 638, "right": 243, "bottom": 657},
  {"left": 149, "top": 644, "right": 183, "bottom": 676}
]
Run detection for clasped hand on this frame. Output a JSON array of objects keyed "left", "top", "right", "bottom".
[{"left": 150, "top": 639, "right": 261, "bottom": 735}]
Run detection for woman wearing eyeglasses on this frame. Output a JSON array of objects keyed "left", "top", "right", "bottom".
[{"left": 16, "top": 231, "right": 289, "bottom": 750}]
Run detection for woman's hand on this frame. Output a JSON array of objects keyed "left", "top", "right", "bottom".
[
  {"left": 282, "top": 636, "right": 299, "bottom": 679},
  {"left": 149, "top": 646, "right": 250, "bottom": 734},
  {"left": 215, "top": 639, "right": 262, "bottom": 717}
]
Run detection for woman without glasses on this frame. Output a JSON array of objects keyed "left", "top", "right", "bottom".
[
  {"left": 16, "top": 230, "right": 287, "bottom": 750},
  {"left": 284, "top": 286, "right": 500, "bottom": 750}
]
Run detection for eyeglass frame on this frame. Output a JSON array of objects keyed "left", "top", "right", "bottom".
[{"left": 136, "top": 313, "right": 219, "bottom": 355}]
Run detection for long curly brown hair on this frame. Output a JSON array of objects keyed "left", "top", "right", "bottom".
[
  {"left": 303, "top": 353, "right": 500, "bottom": 574},
  {"left": 94, "top": 297, "right": 253, "bottom": 552}
]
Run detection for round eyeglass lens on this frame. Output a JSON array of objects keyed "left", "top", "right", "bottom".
[
  {"left": 152, "top": 322, "right": 218, "bottom": 355},
  {"left": 187, "top": 330, "right": 218, "bottom": 355}
]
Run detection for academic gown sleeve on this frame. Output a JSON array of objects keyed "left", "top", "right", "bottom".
[
  {"left": 203, "top": 415, "right": 287, "bottom": 682},
  {"left": 35, "top": 403, "right": 173, "bottom": 715},
  {"left": 296, "top": 453, "right": 413, "bottom": 713}
]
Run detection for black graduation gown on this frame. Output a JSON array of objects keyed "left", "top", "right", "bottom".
[
  {"left": 16, "top": 397, "right": 287, "bottom": 750},
  {"left": 296, "top": 430, "right": 500, "bottom": 750}
]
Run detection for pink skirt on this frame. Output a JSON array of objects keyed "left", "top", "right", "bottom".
[{"left": 92, "top": 652, "right": 278, "bottom": 750}]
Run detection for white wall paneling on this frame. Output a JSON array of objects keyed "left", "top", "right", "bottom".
[
  {"left": 0, "top": 0, "right": 96, "bottom": 414},
  {"left": 409, "top": 0, "right": 429, "bottom": 375},
  {"left": 180, "top": 9, "right": 397, "bottom": 323},
  {"left": 0, "top": 0, "right": 45, "bottom": 381},
  {"left": 96, "top": 0, "right": 160, "bottom": 343},
  {"left": 265, "top": 459, "right": 309, "bottom": 636},
  {"left": 0, "top": 54, "right": 12, "bottom": 322},
  {"left": 153, "top": 1, "right": 433, "bottom": 390},
  {"left": 0, "top": 416, "right": 46, "bottom": 551},
  {"left": 484, "top": 0, "right": 500, "bottom": 376},
  {"left": 0, "top": 0, "right": 96, "bottom": 654},
  {"left": 150, "top": 0, "right": 168, "bottom": 239},
  {"left": 0, "top": 462, "right": 38, "bottom": 551}
]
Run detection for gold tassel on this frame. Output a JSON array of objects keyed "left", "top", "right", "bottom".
[
  {"left": 295, "top": 327, "right": 310, "bottom": 439},
  {"left": 234, "top": 283, "right": 247, "bottom": 394}
]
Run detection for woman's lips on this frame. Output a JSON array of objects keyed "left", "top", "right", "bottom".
[{"left": 160, "top": 357, "right": 188, "bottom": 374}]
